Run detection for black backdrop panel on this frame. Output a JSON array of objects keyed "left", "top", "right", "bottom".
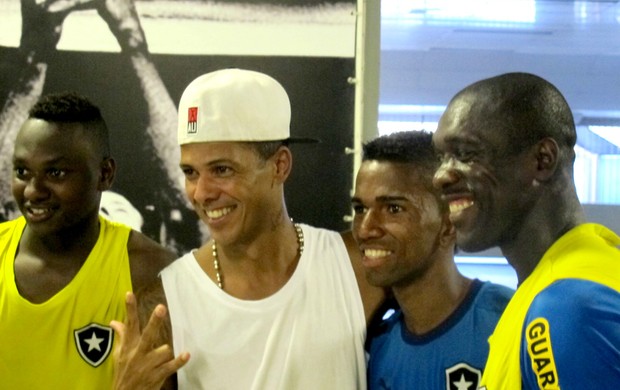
[{"left": 1, "top": 46, "right": 355, "bottom": 252}]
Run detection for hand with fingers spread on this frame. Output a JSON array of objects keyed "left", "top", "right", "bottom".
[
  {"left": 19, "top": 0, "right": 95, "bottom": 58},
  {"left": 111, "top": 292, "right": 190, "bottom": 390}
]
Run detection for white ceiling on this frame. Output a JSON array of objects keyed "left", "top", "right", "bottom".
[{"left": 379, "top": 0, "right": 620, "bottom": 128}]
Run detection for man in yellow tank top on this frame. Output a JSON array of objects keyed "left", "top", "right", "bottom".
[
  {"left": 433, "top": 72, "right": 620, "bottom": 389},
  {"left": 0, "top": 91, "right": 175, "bottom": 389}
]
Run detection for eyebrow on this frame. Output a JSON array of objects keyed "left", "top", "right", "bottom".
[
  {"left": 376, "top": 195, "right": 408, "bottom": 203},
  {"left": 12, "top": 155, "right": 68, "bottom": 165},
  {"left": 179, "top": 157, "right": 235, "bottom": 169},
  {"left": 351, "top": 195, "right": 409, "bottom": 203},
  {"left": 444, "top": 132, "right": 483, "bottom": 147}
]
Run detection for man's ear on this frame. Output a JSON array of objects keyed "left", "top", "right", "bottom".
[
  {"left": 439, "top": 211, "right": 456, "bottom": 248},
  {"left": 534, "top": 137, "right": 559, "bottom": 182},
  {"left": 98, "top": 157, "right": 116, "bottom": 191},
  {"left": 272, "top": 146, "right": 292, "bottom": 184}
]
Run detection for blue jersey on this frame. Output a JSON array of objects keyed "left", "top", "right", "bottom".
[
  {"left": 521, "top": 279, "right": 620, "bottom": 389},
  {"left": 367, "top": 280, "right": 513, "bottom": 390}
]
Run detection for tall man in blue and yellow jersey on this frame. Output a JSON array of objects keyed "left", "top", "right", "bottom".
[{"left": 433, "top": 72, "right": 620, "bottom": 389}]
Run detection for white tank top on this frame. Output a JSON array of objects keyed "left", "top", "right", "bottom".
[{"left": 161, "top": 224, "right": 367, "bottom": 389}]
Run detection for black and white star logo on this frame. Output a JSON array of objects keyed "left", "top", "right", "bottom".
[
  {"left": 74, "top": 323, "right": 114, "bottom": 367},
  {"left": 84, "top": 332, "right": 105, "bottom": 352},
  {"left": 445, "top": 362, "right": 481, "bottom": 390}
]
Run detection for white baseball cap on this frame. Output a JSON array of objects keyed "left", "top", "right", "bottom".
[{"left": 177, "top": 68, "right": 318, "bottom": 145}]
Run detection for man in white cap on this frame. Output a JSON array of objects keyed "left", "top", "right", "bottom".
[{"left": 111, "top": 68, "right": 385, "bottom": 390}]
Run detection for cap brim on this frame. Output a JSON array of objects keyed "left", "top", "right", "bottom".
[{"left": 286, "top": 137, "right": 321, "bottom": 144}]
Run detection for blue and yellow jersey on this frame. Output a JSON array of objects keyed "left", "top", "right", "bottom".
[{"left": 480, "top": 223, "right": 620, "bottom": 390}]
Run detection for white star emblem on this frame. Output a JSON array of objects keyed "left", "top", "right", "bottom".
[
  {"left": 453, "top": 373, "right": 473, "bottom": 390},
  {"left": 84, "top": 332, "right": 104, "bottom": 352}
]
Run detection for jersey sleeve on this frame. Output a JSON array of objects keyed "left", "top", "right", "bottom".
[{"left": 521, "top": 278, "right": 620, "bottom": 389}]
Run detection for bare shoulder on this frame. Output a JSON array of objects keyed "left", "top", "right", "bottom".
[
  {"left": 340, "top": 230, "right": 387, "bottom": 323},
  {"left": 127, "top": 230, "right": 177, "bottom": 292}
]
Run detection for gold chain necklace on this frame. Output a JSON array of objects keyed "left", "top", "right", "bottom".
[{"left": 211, "top": 221, "right": 305, "bottom": 290}]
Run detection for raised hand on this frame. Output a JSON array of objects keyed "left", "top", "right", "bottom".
[
  {"left": 90, "top": 0, "right": 190, "bottom": 214},
  {"left": 19, "top": 0, "right": 95, "bottom": 56},
  {"left": 110, "top": 292, "right": 190, "bottom": 390}
]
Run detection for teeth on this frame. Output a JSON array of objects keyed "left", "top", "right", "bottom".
[
  {"left": 206, "top": 207, "right": 233, "bottom": 219},
  {"left": 449, "top": 199, "right": 474, "bottom": 213},
  {"left": 30, "top": 208, "right": 50, "bottom": 215},
  {"left": 364, "top": 249, "right": 391, "bottom": 258}
]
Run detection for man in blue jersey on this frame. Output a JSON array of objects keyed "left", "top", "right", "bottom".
[
  {"left": 433, "top": 72, "right": 620, "bottom": 389},
  {"left": 351, "top": 130, "right": 513, "bottom": 389}
]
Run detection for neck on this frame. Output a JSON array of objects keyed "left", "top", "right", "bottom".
[
  {"left": 21, "top": 215, "right": 100, "bottom": 263},
  {"left": 394, "top": 262, "right": 472, "bottom": 335},
  {"left": 14, "top": 216, "right": 101, "bottom": 303},
  {"left": 501, "top": 191, "right": 585, "bottom": 284},
  {"left": 211, "top": 218, "right": 303, "bottom": 298}
]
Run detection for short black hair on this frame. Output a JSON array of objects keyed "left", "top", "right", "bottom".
[
  {"left": 362, "top": 130, "right": 442, "bottom": 205},
  {"left": 362, "top": 130, "right": 437, "bottom": 171},
  {"left": 28, "top": 92, "right": 111, "bottom": 158},
  {"left": 244, "top": 140, "right": 287, "bottom": 161}
]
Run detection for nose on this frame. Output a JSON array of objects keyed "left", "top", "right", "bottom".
[
  {"left": 187, "top": 174, "right": 219, "bottom": 205},
  {"left": 354, "top": 208, "right": 383, "bottom": 241},
  {"left": 433, "top": 157, "right": 461, "bottom": 191},
  {"left": 22, "top": 176, "right": 50, "bottom": 202}
]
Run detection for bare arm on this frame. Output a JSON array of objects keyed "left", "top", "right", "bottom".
[
  {"left": 95, "top": 0, "right": 185, "bottom": 203},
  {"left": 111, "top": 282, "right": 188, "bottom": 390},
  {"left": 341, "top": 230, "right": 387, "bottom": 323},
  {"left": 127, "top": 230, "right": 176, "bottom": 293}
]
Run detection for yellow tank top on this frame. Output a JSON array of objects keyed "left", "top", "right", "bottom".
[
  {"left": 0, "top": 216, "right": 132, "bottom": 389},
  {"left": 480, "top": 223, "right": 620, "bottom": 389}
]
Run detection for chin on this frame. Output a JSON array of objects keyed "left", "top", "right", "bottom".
[
  {"left": 364, "top": 272, "right": 385, "bottom": 288},
  {"left": 456, "top": 235, "right": 495, "bottom": 253}
]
